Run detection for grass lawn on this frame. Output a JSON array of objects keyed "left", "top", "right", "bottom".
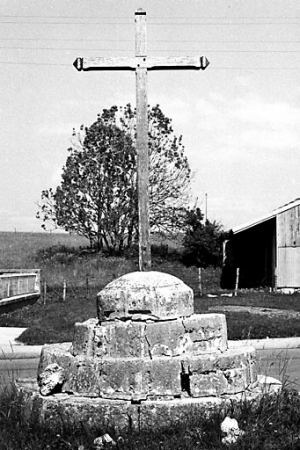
[
  {"left": 1, "top": 384, "right": 300, "bottom": 449},
  {"left": 1, "top": 283, "right": 300, "bottom": 345},
  {"left": 1, "top": 231, "right": 300, "bottom": 344}
]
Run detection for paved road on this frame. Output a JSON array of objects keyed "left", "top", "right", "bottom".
[
  {"left": 256, "top": 348, "right": 300, "bottom": 390},
  {"left": 0, "top": 328, "right": 42, "bottom": 388}
]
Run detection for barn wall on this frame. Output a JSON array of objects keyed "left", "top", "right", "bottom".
[
  {"left": 277, "top": 206, "right": 300, "bottom": 287},
  {"left": 277, "top": 205, "right": 300, "bottom": 247}
]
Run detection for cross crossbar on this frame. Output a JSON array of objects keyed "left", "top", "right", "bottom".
[{"left": 73, "top": 56, "right": 210, "bottom": 71}]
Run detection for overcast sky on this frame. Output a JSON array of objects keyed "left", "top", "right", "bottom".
[{"left": 0, "top": 0, "right": 299, "bottom": 232}]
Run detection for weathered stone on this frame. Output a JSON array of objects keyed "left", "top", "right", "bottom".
[
  {"left": 72, "top": 314, "right": 228, "bottom": 359},
  {"left": 221, "top": 416, "right": 245, "bottom": 444},
  {"left": 181, "top": 347, "right": 257, "bottom": 397},
  {"left": 38, "top": 363, "right": 65, "bottom": 396},
  {"left": 181, "top": 346, "right": 257, "bottom": 383},
  {"left": 145, "top": 319, "right": 185, "bottom": 357},
  {"left": 94, "top": 320, "right": 147, "bottom": 358},
  {"left": 72, "top": 318, "right": 97, "bottom": 356},
  {"left": 16, "top": 379, "right": 227, "bottom": 432},
  {"left": 138, "top": 397, "right": 224, "bottom": 430},
  {"left": 97, "top": 271, "right": 193, "bottom": 320},
  {"left": 189, "top": 371, "right": 226, "bottom": 397},
  {"left": 216, "top": 346, "right": 257, "bottom": 385},
  {"left": 38, "top": 344, "right": 100, "bottom": 396},
  {"left": 94, "top": 434, "right": 116, "bottom": 449},
  {"left": 16, "top": 375, "right": 282, "bottom": 433},
  {"left": 63, "top": 357, "right": 101, "bottom": 396},
  {"left": 99, "top": 357, "right": 182, "bottom": 400},
  {"left": 38, "top": 343, "right": 74, "bottom": 379},
  {"left": 183, "top": 314, "right": 227, "bottom": 353}
]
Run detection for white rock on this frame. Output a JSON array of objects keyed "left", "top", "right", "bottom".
[
  {"left": 256, "top": 375, "right": 282, "bottom": 393},
  {"left": 221, "top": 417, "right": 245, "bottom": 445},
  {"left": 38, "top": 363, "right": 65, "bottom": 396},
  {"left": 94, "top": 434, "right": 116, "bottom": 449},
  {"left": 221, "top": 417, "right": 240, "bottom": 435}
]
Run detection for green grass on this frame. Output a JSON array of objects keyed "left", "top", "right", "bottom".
[{"left": 1, "top": 384, "right": 300, "bottom": 449}]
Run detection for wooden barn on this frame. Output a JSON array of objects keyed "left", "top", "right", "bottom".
[{"left": 223, "top": 199, "right": 300, "bottom": 290}]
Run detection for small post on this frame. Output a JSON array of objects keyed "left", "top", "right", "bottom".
[
  {"left": 198, "top": 267, "right": 203, "bottom": 296},
  {"left": 86, "top": 274, "right": 89, "bottom": 300},
  {"left": 43, "top": 280, "right": 47, "bottom": 305},
  {"left": 234, "top": 268, "right": 240, "bottom": 297},
  {"left": 62, "top": 279, "right": 67, "bottom": 302},
  {"left": 7, "top": 280, "right": 10, "bottom": 298}
]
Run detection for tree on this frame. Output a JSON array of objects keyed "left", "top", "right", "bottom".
[
  {"left": 181, "top": 208, "right": 224, "bottom": 268},
  {"left": 37, "top": 104, "right": 191, "bottom": 251}
]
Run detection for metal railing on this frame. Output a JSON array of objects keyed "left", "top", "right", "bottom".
[{"left": 0, "top": 270, "right": 41, "bottom": 303}]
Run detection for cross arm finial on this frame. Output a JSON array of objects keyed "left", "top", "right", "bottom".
[{"left": 135, "top": 8, "right": 146, "bottom": 15}]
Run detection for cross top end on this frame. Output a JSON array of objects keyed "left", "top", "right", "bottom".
[{"left": 135, "top": 8, "right": 146, "bottom": 15}]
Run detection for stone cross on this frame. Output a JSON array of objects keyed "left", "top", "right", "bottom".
[{"left": 73, "top": 9, "right": 209, "bottom": 271}]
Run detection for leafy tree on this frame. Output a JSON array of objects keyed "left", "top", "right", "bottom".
[
  {"left": 37, "top": 104, "right": 191, "bottom": 251},
  {"left": 181, "top": 208, "right": 224, "bottom": 268}
]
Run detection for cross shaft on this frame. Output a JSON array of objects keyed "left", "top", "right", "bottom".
[{"left": 74, "top": 9, "right": 209, "bottom": 271}]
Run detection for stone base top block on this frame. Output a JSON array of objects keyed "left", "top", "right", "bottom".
[
  {"left": 72, "top": 314, "right": 228, "bottom": 359},
  {"left": 97, "top": 271, "right": 193, "bottom": 320}
]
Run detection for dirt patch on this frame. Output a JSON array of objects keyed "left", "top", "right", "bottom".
[{"left": 208, "top": 305, "right": 300, "bottom": 319}]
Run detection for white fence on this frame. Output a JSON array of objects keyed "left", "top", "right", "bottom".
[{"left": 0, "top": 270, "right": 41, "bottom": 306}]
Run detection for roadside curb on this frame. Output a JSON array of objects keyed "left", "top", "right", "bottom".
[
  {"left": 0, "top": 345, "right": 43, "bottom": 360},
  {"left": 229, "top": 337, "right": 300, "bottom": 350}
]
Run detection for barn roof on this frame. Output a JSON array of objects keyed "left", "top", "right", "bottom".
[{"left": 232, "top": 198, "right": 300, "bottom": 234}]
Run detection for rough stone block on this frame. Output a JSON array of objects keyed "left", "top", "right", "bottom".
[
  {"left": 216, "top": 346, "right": 257, "bottom": 384},
  {"left": 38, "top": 344, "right": 101, "bottom": 396},
  {"left": 94, "top": 320, "right": 147, "bottom": 358},
  {"left": 182, "top": 314, "right": 227, "bottom": 353},
  {"left": 189, "top": 371, "right": 228, "bottom": 397},
  {"left": 38, "top": 343, "right": 73, "bottom": 376},
  {"left": 138, "top": 397, "right": 224, "bottom": 430},
  {"left": 17, "top": 377, "right": 280, "bottom": 433},
  {"left": 97, "top": 271, "right": 193, "bottom": 320},
  {"left": 181, "top": 346, "right": 257, "bottom": 397},
  {"left": 99, "top": 357, "right": 182, "bottom": 400},
  {"left": 38, "top": 363, "right": 65, "bottom": 396},
  {"left": 145, "top": 319, "right": 186, "bottom": 357},
  {"left": 72, "top": 319, "right": 98, "bottom": 356},
  {"left": 63, "top": 357, "right": 101, "bottom": 396},
  {"left": 189, "top": 368, "right": 249, "bottom": 397},
  {"left": 141, "top": 358, "right": 182, "bottom": 398}
]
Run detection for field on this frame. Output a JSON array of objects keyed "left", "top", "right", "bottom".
[{"left": 1, "top": 231, "right": 300, "bottom": 344}]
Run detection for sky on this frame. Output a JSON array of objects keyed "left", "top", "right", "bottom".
[{"left": 0, "top": 0, "right": 299, "bottom": 233}]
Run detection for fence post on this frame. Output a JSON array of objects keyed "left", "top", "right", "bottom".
[
  {"left": 86, "top": 274, "right": 89, "bottom": 300},
  {"left": 198, "top": 267, "right": 203, "bottom": 296},
  {"left": 43, "top": 280, "right": 47, "bottom": 305},
  {"left": 234, "top": 268, "right": 240, "bottom": 297},
  {"left": 62, "top": 279, "right": 67, "bottom": 302}
]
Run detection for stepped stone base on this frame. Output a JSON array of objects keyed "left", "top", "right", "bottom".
[
  {"left": 16, "top": 271, "right": 283, "bottom": 433},
  {"left": 16, "top": 377, "right": 280, "bottom": 433},
  {"left": 38, "top": 341, "right": 256, "bottom": 400}
]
